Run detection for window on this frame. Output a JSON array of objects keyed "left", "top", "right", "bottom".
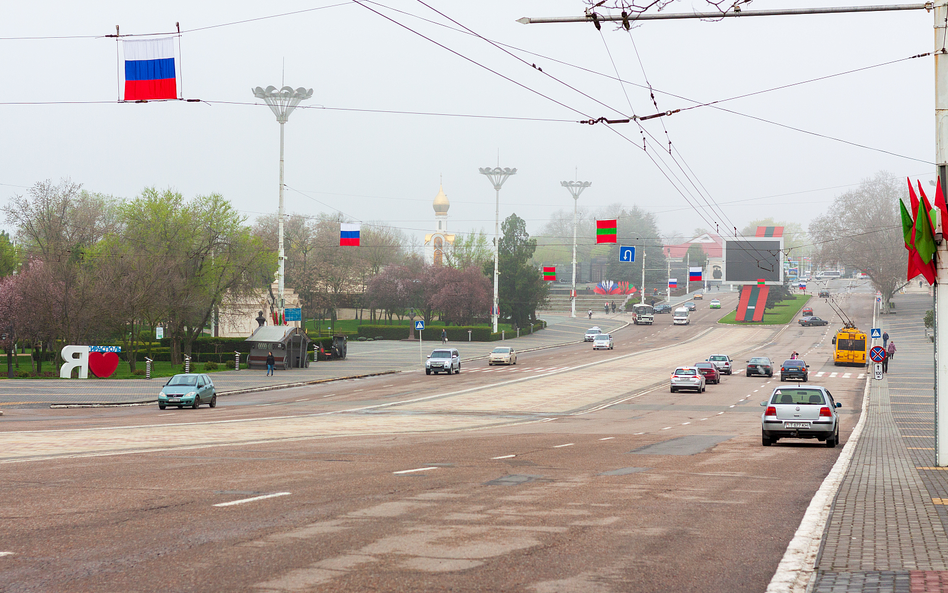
[
  {"left": 838, "top": 338, "right": 865, "bottom": 351},
  {"left": 675, "top": 368, "right": 696, "bottom": 375},
  {"left": 772, "top": 389, "right": 825, "bottom": 405}
]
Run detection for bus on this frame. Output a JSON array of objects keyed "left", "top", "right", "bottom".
[
  {"left": 631, "top": 303, "right": 654, "bottom": 325},
  {"left": 832, "top": 325, "right": 867, "bottom": 366}
]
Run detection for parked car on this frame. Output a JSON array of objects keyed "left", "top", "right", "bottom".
[
  {"left": 683, "top": 301, "right": 697, "bottom": 311},
  {"left": 818, "top": 290, "right": 830, "bottom": 298},
  {"left": 746, "top": 357, "right": 774, "bottom": 377},
  {"left": 653, "top": 304, "right": 672, "bottom": 314},
  {"left": 670, "top": 366, "right": 706, "bottom": 393},
  {"left": 707, "top": 354, "right": 733, "bottom": 375},
  {"left": 593, "top": 333, "right": 614, "bottom": 350},
  {"left": 584, "top": 327, "right": 602, "bottom": 342},
  {"left": 799, "top": 316, "right": 829, "bottom": 327},
  {"left": 158, "top": 373, "right": 217, "bottom": 410},
  {"left": 693, "top": 293, "right": 703, "bottom": 300},
  {"left": 801, "top": 306, "right": 814, "bottom": 317},
  {"left": 760, "top": 386, "right": 841, "bottom": 447},
  {"left": 709, "top": 299, "right": 721, "bottom": 309},
  {"left": 694, "top": 361, "right": 721, "bottom": 384},
  {"left": 780, "top": 359, "right": 809, "bottom": 382},
  {"left": 488, "top": 346, "right": 517, "bottom": 366},
  {"left": 426, "top": 348, "right": 461, "bottom": 375}
]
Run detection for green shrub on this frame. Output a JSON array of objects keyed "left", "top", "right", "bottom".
[
  {"left": 16, "top": 370, "right": 30, "bottom": 378},
  {"left": 204, "top": 361, "right": 219, "bottom": 371},
  {"left": 132, "top": 369, "right": 146, "bottom": 376}
]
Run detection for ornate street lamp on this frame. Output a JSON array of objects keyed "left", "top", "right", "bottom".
[
  {"left": 479, "top": 166, "right": 517, "bottom": 333},
  {"left": 252, "top": 85, "right": 313, "bottom": 321},
  {"left": 561, "top": 180, "right": 591, "bottom": 318}
]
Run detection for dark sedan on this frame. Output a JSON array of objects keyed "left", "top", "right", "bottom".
[
  {"left": 799, "top": 316, "right": 829, "bottom": 327},
  {"left": 694, "top": 361, "right": 721, "bottom": 384},
  {"left": 746, "top": 356, "right": 774, "bottom": 377},
  {"left": 780, "top": 359, "right": 809, "bottom": 382},
  {"left": 653, "top": 304, "right": 672, "bottom": 314},
  {"left": 683, "top": 301, "right": 697, "bottom": 311}
]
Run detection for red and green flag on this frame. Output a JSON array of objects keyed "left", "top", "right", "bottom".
[
  {"left": 915, "top": 197, "right": 937, "bottom": 265},
  {"left": 596, "top": 219, "right": 617, "bottom": 244},
  {"left": 757, "top": 278, "right": 765, "bottom": 286},
  {"left": 543, "top": 266, "right": 556, "bottom": 281}
]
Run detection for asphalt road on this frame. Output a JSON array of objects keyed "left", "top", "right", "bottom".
[{"left": 0, "top": 286, "right": 874, "bottom": 592}]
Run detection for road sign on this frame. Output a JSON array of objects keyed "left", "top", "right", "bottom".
[
  {"left": 619, "top": 246, "right": 635, "bottom": 262},
  {"left": 415, "top": 320, "right": 425, "bottom": 331},
  {"left": 869, "top": 346, "right": 886, "bottom": 362},
  {"left": 285, "top": 307, "right": 302, "bottom": 322},
  {"left": 870, "top": 328, "right": 882, "bottom": 339},
  {"left": 874, "top": 363, "right": 884, "bottom": 380}
]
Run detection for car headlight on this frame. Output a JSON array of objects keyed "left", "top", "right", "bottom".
[
  {"left": 186, "top": 391, "right": 197, "bottom": 398},
  {"left": 159, "top": 392, "right": 166, "bottom": 399}
]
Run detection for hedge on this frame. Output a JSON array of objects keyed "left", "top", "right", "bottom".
[{"left": 356, "top": 322, "right": 546, "bottom": 342}]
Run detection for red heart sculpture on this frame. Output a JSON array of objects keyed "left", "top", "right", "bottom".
[{"left": 89, "top": 352, "right": 119, "bottom": 378}]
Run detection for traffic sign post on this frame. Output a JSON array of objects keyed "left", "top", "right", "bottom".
[
  {"left": 415, "top": 320, "right": 425, "bottom": 364},
  {"left": 619, "top": 246, "right": 635, "bottom": 262},
  {"left": 874, "top": 363, "right": 884, "bottom": 380},
  {"left": 870, "top": 328, "right": 882, "bottom": 339},
  {"left": 869, "top": 346, "right": 886, "bottom": 363}
]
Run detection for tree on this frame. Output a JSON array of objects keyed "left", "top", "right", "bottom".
[
  {"left": 428, "top": 266, "right": 492, "bottom": 326},
  {"left": 685, "top": 243, "right": 708, "bottom": 273},
  {"left": 445, "top": 230, "right": 492, "bottom": 270},
  {"left": 604, "top": 206, "right": 667, "bottom": 292},
  {"left": 490, "top": 213, "right": 548, "bottom": 329},
  {"left": 808, "top": 172, "right": 906, "bottom": 307},
  {"left": 0, "top": 232, "right": 20, "bottom": 277}
]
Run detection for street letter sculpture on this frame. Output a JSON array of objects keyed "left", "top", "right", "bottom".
[{"left": 60, "top": 345, "right": 90, "bottom": 379}]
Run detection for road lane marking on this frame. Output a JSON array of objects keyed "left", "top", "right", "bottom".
[
  {"left": 554, "top": 443, "right": 574, "bottom": 448},
  {"left": 393, "top": 467, "right": 439, "bottom": 474},
  {"left": 214, "top": 492, "right": 290, "bottom": 507},
  {"left": 700, "top": 418, "right": 708, "bottom": 421},
  {"left": 830, "top": 372, "right": 838, "bottom": 378},
  {"left": 681, "top": 422, "right": 690, "bottom": 425},
  {"left": 295, "top": 399, "right": 309, "bottom": 402},
  {"left": 492, "top": 454, "right": 516, "bottom": 459},
  {"left": 661, "top": 426, "right": 672, "bottom": 430},
  {"left": 729, "top": 405, "right": 735, "bottom": 408},
  {"left": 322, "top": 393, "right": 336, "bottom": 398},
  {"left": 599, "top": 437, "right": 615, "bottom": 441},
  {"left": 0, "top": 552, "right": 13, "bottom": 557}
]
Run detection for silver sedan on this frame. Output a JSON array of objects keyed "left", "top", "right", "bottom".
[
  {"left": 760, "top": 386, "right": 841, "bottom": 447},
  {"left": 670, "top": 367, "right": 706, "bottom": 393},
  {"left": 488, "top": 346, "right": 517, "bottom": 365}
]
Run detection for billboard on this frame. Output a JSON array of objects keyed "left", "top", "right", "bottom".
[{"left": 722, "top": 237, "right": 784, "bottom": 285}]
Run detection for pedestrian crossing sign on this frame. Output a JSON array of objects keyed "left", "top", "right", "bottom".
[
  {"left": 415, "top": 320, "right": 425, "bottom": 331},
  {"left": 870, "top": 328, "right": 882, "bottom": 339}
]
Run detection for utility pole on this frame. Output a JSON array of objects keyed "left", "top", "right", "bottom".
[
  {"left": 641, "top": 251, "right": 646, "bottom": 305},
  {"left": 561, "top": 180, "right": 591, "bottom": 318},
  {"left": 479, "top": 166, "right": 517, "bottom": 334}
]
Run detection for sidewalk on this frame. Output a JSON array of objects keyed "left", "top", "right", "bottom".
[{"left": 806, "top": 293, "right": 948, "bottom": 592}]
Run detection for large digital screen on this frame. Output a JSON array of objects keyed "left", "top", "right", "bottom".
[{"left": 722, "top": 238, "right": 784, "bottom": 285}]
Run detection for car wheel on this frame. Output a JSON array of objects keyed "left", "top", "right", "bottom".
[
  {"left": 780, "top": 375, "right": 786, "bottom": 381},
  {"left": 670, "top": 387, "right": 676, "bottom": 393},
  {"left": 456, "top": 364, "right": 461, "bottom": 374},
  {"left": 192, "top": 397, "right": 200, "bottom": 409},
  {"left": 426, "top": 369, "right": 431, "bottom": 375},
  {"left": 803, "top": 376, "right": 808, "bottom": 382},
  {"left": 826, "top": 429, "right": 838, "bottom": 448},
  {"left": 488, "top": 362, "right": 492, "bottom": 366},
  {"left": 158, "top": 402, "right": 166, "bottom": 410},
  {"left": 762, "top": 433, "right": 772, "bottom": 446},
  {"left": 209, "top": 394, "right": 217, "bottom": 408},
  {"left": 768, "top": 371, "right": 773, "bottom": 377}
]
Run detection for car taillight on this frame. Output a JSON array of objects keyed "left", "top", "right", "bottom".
[
  {"left": 765, "top": 406, "right": 776, "bottom": 416},
  {"left": 820, "top": 407, "right": 832, "bottom": 417},
  {"left": 781, "top": 367, "right": 786, "bottom": 372}
]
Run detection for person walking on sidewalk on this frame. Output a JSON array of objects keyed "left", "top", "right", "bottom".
[
  {"left": 882, "top": 331, "right": 889, "bottom": 349},
  {"left": 588, "top": 309, "right": 593, "bottom": 320},
  {"left": 266, "top": 351, "right": 275, "bottom": 376},
  {"left": 441, "top": 328, "right": 447, "bottom": 345},
  {"left": 887, "top": 340, "right": 896, "bottom": 361}
]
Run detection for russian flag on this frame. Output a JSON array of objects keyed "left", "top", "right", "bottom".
[
  {"left": 123, "top": 37, "right": 177, "bottom": 101},
  {"left": 668, "top": 278, "right": 677, "bottom": 288},
  {"left": 340, "top": 223, "right": 361, "bottom": 246},
  {"left": 689, "top": 267, "right": 702, "bottom": 281}
]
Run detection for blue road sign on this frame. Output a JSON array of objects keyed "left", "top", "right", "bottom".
[
  {"left": 415, "top": 320, "right": 425, "bottom": 331},
  {"left": 285, "top": 308, "right": 302, "bottom": 322},
  {"left": 619, "top": 246, "right": 635, "bottom": 262},
  {"left": 869, "top": 346, "right": 886, "bottom": 362},
  {"left": 870, "top": 328, "right": 882, "bottom": 339}
]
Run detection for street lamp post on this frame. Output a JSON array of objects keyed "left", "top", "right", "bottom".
[
  {"left": 561, "top": 181, "right": 591, "bottom": 318},
  {"left": 252, "top": 85, "right": 313, "bottom": 322},
  {"left": 479, "top": 166, "right": 517, "bottom": 333}
]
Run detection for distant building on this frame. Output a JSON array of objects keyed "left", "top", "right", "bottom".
[
  {"left": 664, "top": 233, "right": 724, "bottom": 284},
  {"left": 424, "top": 184, "right": 455, "bottom": 266}
]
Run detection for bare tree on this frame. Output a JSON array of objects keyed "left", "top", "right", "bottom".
[{"left": 808, "top": 172, "right": 906, "bottom": 307}]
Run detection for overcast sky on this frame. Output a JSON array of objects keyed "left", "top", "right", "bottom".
[{"left": 0, "top": 1, "right": 935, "bottom": 249}]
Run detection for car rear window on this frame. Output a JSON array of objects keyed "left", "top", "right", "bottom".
[
  {"left": 783, "top": 361, "right": 805, "bottom": 368},
  {"left": 695, "top": 362, "right": 713, "bottom": 369},
  {"left": 772, "top": 389, "right": 826, "bottom": 405},
  {"left": 675, "top": 368, "right": 696, "bottom": 375},
  {"left": 710, "top": 356, "right": 726, "bottom": 361}
]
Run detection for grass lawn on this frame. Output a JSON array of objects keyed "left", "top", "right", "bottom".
[
  {"left": 718, "top": 294, "right": 811, "bottom": 325},
  {"left": 7, "top": 358, "right": 249, "bottom": 380}
]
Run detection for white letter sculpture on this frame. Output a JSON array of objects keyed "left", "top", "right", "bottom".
[{"left": 60, "top": 345, "right": 90, "bottom": 379}]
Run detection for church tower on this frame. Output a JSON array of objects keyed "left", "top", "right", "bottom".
[{"left": 424, "top": 184, "right": 455, "bottom": 266}]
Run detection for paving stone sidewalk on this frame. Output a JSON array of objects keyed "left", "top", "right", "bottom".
[{"left": 813, "top": 293, "right": 948, "bottom": 592}]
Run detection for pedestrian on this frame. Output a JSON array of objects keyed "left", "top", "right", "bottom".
[
  {"left": 882, "top": 331, "right": 889, "bottom": 349},
  {"left": 790, "top": 351, "right": 798, "bottom": 359},
  {"left": 882, "top": 350, "right": 889, "bottom": 373},
  {"left": 588, "top": 309, "right": 593, "bottom": 320},
  {"left": 266, "top": 351, "right": 275, "bottom": 376},
  {"left": 604, "top": 302, "right": 609, "bottom": 314},
  {"left": 441, "top": 328, "right": 447, "bottom": 344},
  {"left": 611, "top": 301, "right": 616, "bottom": 313},
  {"left": 888, "top": 341, "right": 896, "bottom": 360}
]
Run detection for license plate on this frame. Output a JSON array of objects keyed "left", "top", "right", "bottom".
[
  {"left": 168, "top": 398, "right": 180, "bottom": 403},
  {"left": 785, "top": 422, "right": 810, "bottom": 429}
]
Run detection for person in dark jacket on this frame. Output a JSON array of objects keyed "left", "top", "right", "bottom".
[{"left": 266, "top": 351, "right": 275, "bottom": 376}]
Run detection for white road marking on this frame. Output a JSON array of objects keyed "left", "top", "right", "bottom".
[
  {"left": 214, "top": 492, "right": 290, "bottom": 507},
  {"left": 382, "top": 384, "right": 394, "bottom": 388},
  {"left": 492, "top": 454, "right": 516, "bottom": 459},
  {"left": 158, "top": 413, "right": 173, "bottom": 417},
  {"left": 753, "top": 389, "right": 759, "bottom": 393},
  {"left": 842, "top": 373, "right": 852, "bottom": 379},
  {"left": 554, "top": 443, "right": 574, "bottom": 448},
  {"left": 634, "top": 432, "right": 645, "bottom": 435},
  {"left": 295, "top": 399, "right": 309, "bottom": 402},
  {"left": 0, "top": 552, "right": 13, "bottom": 557},
  {"left": 661, "top": 426, "right": 672, "bottom": 430},
  {"left": 700, "top": 418, "right": 708, "bottom": 421},
  {"left": 681, "top": 422, "right": 690, "bottom": 426},
  {"left": 393, "top": 467, "right": 439, "bottom": 475},
  {"left": 858, "top": 373, "right": 865, "bottom": 379},
  {"left": 718, "top": 411, "right": 725, "bottom": 415},
  {"left": 815, "top": 372, "right": 826, "bottom": 377},
  {"left": 322, "top": 393, "right": 336, "bottom": 398},
  {"left": 830, "top": 372, "right": 839, "bottom": 378},
  {"left": 729, "top": 405, "right": 736, "bottom": 408},
  {"left": 599, "top": 437, "right": 615, "bottom": 441}
]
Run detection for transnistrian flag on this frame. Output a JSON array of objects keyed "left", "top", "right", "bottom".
[
  {"left": 668, "top": 278, "right": 677, "bottom": 288},
  {"left": 123, "top": 37, "right": 177, "bottom": 101},
  {"left": 689, "top": 267, "right": 702, "bottom": 281},
  {"left": 340, "top": 223, "right": 361, "bottom": 246},
  {"left": 543, "top": 266, "right": 556, "bottom": 281},
  {"left": 596, "top": 219, "right": 617, "bottom": 243},
  {"left": 757, "top": 278, "right": 766, "bottom": 286}
]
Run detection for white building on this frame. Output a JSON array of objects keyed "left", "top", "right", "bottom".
[{"left": 424, "top": 185, "right": 455, "bottom": 266}]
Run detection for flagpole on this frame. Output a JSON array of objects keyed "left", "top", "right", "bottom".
[{"left": 934, "top": 0, "right": 948, "bottom": 466}]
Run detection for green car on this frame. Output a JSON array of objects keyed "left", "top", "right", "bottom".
[
  {"left": 709, "top": 299, "right": 721, "bottom": 309},
  {"left": 158, "top": 373, "right": 218, "bottom": 409}
]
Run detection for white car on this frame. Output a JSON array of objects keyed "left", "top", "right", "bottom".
[
  {"left": 707, "top": 354, "right": 733, "bottom": 375},
  {"left": 670, "top": 367, "right": 706, "bottom": 393},
  {"left": 426, "top": 348, "right": 461, "bottom": 375},
  {"left": 488, "top": 346, "right": 517, "bottom": 365},
  {"left": 584, "top": 327, "right": 602, "bottom": 342},
  {"left": 593, "top": 334, "right": 614, "bottom": 350}
]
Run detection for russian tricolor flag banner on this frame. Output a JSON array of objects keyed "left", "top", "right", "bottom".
[
  {"left": 340, "top": 223, "right": 361, "bottom": 246},
  {"left": 123, "top": 37, "right": 177, "bottom": 101},
  {"left": 689, "top": 267, "right": 702, "bottom": 281},
  {"left": 668, "top": 278, "right": 677, "bottom": 288}
]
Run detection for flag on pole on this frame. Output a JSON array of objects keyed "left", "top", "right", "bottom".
[
  {"left": 689, "top": 267, "right": 702, "bottom": 281},
  {"left": 915, "top": 198, "right": 937, "bottom": 265},
  {"left": 543, "top": 266, "right": 556, "bottom": 281},
  {"left": 340, "top": 223, "right": 361, "bottom": 246},
  {"left": 123, "top": 37, "right": 177, "bottom": 101},
  {"left": 668, "top": 278, "right": 677, "bottom": 288},
  {"left": 757, "top": 278, "right": 766, "bottom": 286},
  {"left": 903, "top": 194, "right": 936, "bottom": 285},
  {"left": 596, "top": 219, "right": 617, "bottom": 243}
]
